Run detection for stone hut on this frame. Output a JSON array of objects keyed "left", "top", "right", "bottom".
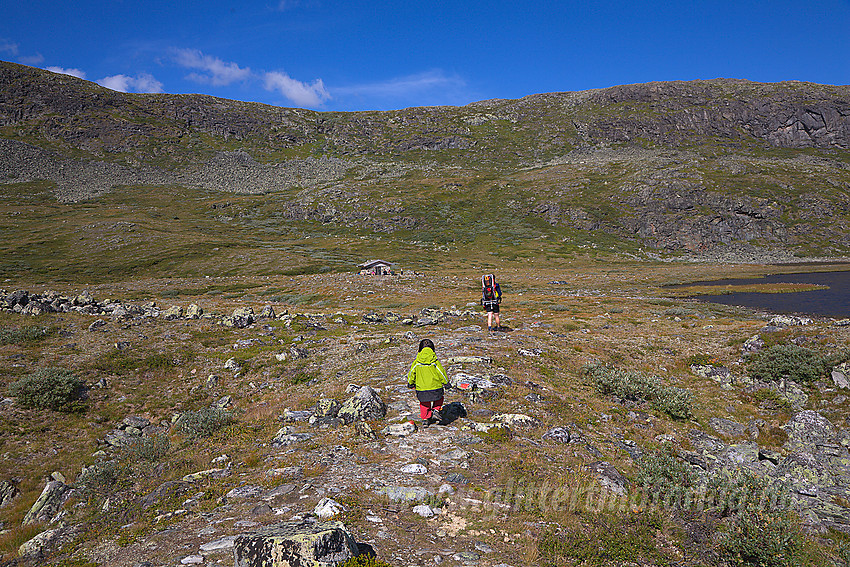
[{"left": 358, "top": 260, "right": 393, "bottom": 275}]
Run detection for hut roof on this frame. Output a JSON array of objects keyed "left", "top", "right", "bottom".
[{"left": 358, "top": 259, "right": 393, "bottom": 269}]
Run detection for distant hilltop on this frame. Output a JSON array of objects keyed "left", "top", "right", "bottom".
[{"left": 2, "top": 60, "right": 850, "bottom": 259}]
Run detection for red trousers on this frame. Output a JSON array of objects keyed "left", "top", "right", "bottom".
[{"left": 419, "top": 397, "right": 443, "bottom": 420}]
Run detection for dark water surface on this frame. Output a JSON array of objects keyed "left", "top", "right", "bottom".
[{"left": 683, "top": 270, "right": 850, "bottom": 318}]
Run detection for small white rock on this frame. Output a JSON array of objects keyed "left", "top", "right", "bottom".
[
  {"left": 413, "top": 504, "right": 434, "bottom": 518},
  {"left": 314, "top": 497, "right": 346, "bottom": 519},
  {"left": 400, "top": 463, "right": 427, "bottom": 475}
]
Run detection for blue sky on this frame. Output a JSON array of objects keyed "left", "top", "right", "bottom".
[{"left": 2, "top": 1, "right": 849, "bottom": 111}]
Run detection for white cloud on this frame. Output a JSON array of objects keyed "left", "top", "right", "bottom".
[
  {"left": 263, "top": 71, "right": 330, "bottom": 108},
  {"left": 46, "top": 66, "right": 87, "bottom": 79},
  {"left": 173, "top": 48, "right": 251, "bottom": 86},
  {"left": 97, "top": 73, "right": 164, "bottom": 93}
]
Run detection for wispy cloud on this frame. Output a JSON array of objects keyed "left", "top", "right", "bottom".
[
  {"left": 263, "top": 71, "right": 330, "bottom": 107},
  {"left": 46, "top": 66, "right": 87, "bottom": 79},
  {"left": 97, "top": 73, "right": 164, "bottom": 93},
  {"left": 173, "top": 48, "right": 252, "bottom": 86},
  {"left": 0, "top": 40, "right": 18, "bottom": 56},
  {"left": 19, "top": 53, "right": 44, "bottom": 65},
  {"left": 333, "top": 70, "right": 467, "bottom": 100}
]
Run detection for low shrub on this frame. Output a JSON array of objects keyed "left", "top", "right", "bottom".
[
  {"left": 720, "top": 508, "right": 811, "bottom": 567},
  {"left": 636, "top": 446, "right": 698, "bottom": 495},
  {"left": 122, "top": 435, "right": 170, "bottom": 461},
  {"left": 747, "top": 344, "right": 826, "bottom": 384},
  {"left": 0, "top": 325, "right": 56, "bottom": 345},
  {"left": 340, "top": 555, "right": 393, "bottom": 567},
  {"left": 175, "top": 408, "right": 234, "bottom": 439},
  {"left": 537, "top": 513, "right": 670, "bottom": 566},
  {"left": 584, "top": 364, "right": 693, "bottom": 419},
  {"left": 8, "top": 367, "right": 86, "bottom": 412},
  {"left": 76, "top": 461, "right": 121, "bottom": 496},
  {"left": 652, "top": 386, "right": 693, "bottom": 419}
]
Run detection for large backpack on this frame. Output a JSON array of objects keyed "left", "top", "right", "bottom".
[{"left": 482, "top": 274, "right": 498, "bottom": 303}]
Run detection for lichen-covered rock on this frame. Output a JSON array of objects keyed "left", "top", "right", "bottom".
[
  {"left": 783, "top": 410, "right": 836, "bottom": 452},
  {"left": 375, "top": 485, "right": 433, "bottom": 502},
  {"left": 162, "top": 305, "right": 184, "bottom": 320},
  {"left": 258, "top": 305, "right": 275, "bottom": 319},
  {"left": 314, "top": 399, "right": 341, "bottom": 419},
  {"left": 186, "top": 304, "right": 203, "bottom": 319},
  {"left": 337, "top": 386, "right": 386, "bottom": 424},
  {"left": 233, "top": 519, "right": 359, "bottom": 567},
  {"left": 542, "top": 427, "right": 571, "bottom": 444},
  {"left": 0, "top": 479, "right": 19, "bottom": 507},
  {"left": 709, "top": 417, "right": 746, "bottom": 439},
  {"left": 691, "top": 364, "right": 734, "bottom": 389},
  {"left": 587, "top": 461, "right": 628, "bottom": 495},
  {"left": 23, "top": 480, "right": 72, "bottom": 524}
]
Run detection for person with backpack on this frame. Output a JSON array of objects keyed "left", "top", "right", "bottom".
[
  {"left": 481, "top": 274, "right": 502, "bottom": 331},
  {"left": 407, "top": 338, "right": 448, "bottom": 427}
]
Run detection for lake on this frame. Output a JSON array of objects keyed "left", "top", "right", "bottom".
[{"left": 683, "top": 270, "right": 850, "bottom": 319}]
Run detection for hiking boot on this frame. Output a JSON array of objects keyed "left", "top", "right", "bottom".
[{"left": 432, "top": 410, "right": 443, "bottom": 424}]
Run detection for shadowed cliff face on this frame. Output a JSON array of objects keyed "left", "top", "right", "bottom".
[{"left": 2, "top": 60, "right": 850, "bottom": 258}]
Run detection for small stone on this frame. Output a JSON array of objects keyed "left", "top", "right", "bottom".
[
  {"left": 413, "top": 504, "right": 435, "bottom": 517},
  {"left": 180, "top": 555, "right": 204, "bottom": 565},
  {"left": 400, "top": 464, "right": 427, "bottom": 475}
]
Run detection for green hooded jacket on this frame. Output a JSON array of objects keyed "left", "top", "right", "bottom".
[{"left": 407, "top": 347, "right": 448, "bottom": 391}]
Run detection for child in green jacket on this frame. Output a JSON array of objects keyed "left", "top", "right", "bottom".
[{"left": 407, "top": 339, "right": 448, "bottom": 426}]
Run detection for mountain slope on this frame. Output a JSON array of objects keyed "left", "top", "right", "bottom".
[{"left": 2, "top": 61, "right": 850, "bottom": 278}]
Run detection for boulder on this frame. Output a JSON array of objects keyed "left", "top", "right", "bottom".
[
  {"left": 832, "top": 363, "right": 850, "bottom": 389},
  {"left": 721, "top": 442, "right": 760, "bottom": 465},
  {"left": 587, "top": 461, "right": 628, "bottom": 495},
  {"left": 186, "top": 304, "right": 203, "bottom": 319},
  {"left": 258, "top": 305, "right": 276, "bottom": 319},
  {"left": 542, "top": 427, "right": 571, "bottom": 444},
  {"left": 769, "top": 315, "right": 812, "bottom": 327},
  {"left": 162, "top": 306, "right": 184, "bottom": 320},
  {"left": 271, "top": 428, "right": 314, "bottom": 447},
  {"left": 314, "top": 497, "right": 346, "bottom": 519},
  {"left": 450, "top": 373, "right": 496, "bottom": 391},
  {"left": 314, "top": 399, "right": 341, "bottom": 419},
  {"left": 783, "top": 410, "right": 836, "bottom": 452},
  {"left": 233, "top": 519, "right": 360, "bottom": 567},
  {"left": 355, "top": 421, "right": 379, "bottom": 439},
  {"left": 224, "top": 306, "right": 255, "bottom": 329},
  {"left": 0, "top": 479, "right": 19, "bottom": 507},
  {"left": 23, "top": 480, "right": 72, "bottom": 525},
  {"left": 337, "top": 386, "right": 386, "bottom": 424},
  {"left": 691, "top": 364, "right": 734, "bottom": 389}
]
